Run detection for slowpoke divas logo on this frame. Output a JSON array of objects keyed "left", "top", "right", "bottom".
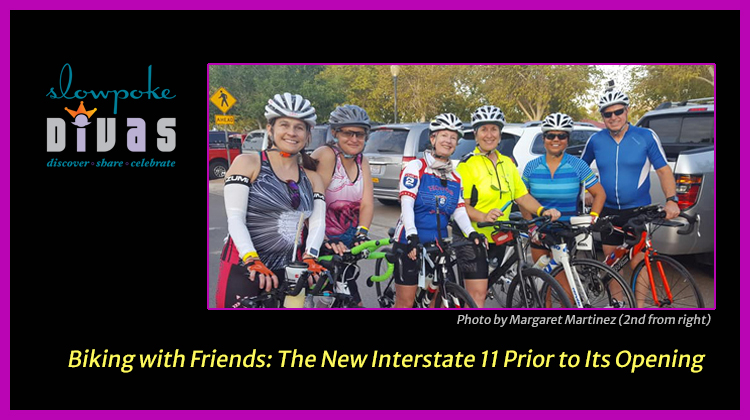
[{"left": 46, "top": 63, "right": 176, "bottom": 168}]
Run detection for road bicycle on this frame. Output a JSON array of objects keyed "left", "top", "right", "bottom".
[
  {"left": 602, "top": 204, "right": 704, "bottom": 308},
  {"left": 237, "top": 238, "right": 394, "bottom": 308},
  {"left": 372, "top": 236, "right": 479, "bottom": 308},
  {"left": 534, "top": 216, "right": 635, "bottom": 308},
  {"left": 478, "top": 215, "right": 573, "bottom": 308},
  {"left": 313, "top": 237, "right": 394, "bottom": 308},
  {"left": 371, "top": 197, "right": 477, "bottom": 308}
]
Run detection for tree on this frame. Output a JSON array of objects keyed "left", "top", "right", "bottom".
[
  {"left": 629, "top": 65, "right": 715, "bottom": 114},
  {"left": 469, "top": 65, "right": 602, "bottom": 123},
  {"left": 209, "top": 65, "right": 330, "bottom": 131}
]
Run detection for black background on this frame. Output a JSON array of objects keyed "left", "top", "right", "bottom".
[{"left": 10, "top": 10, "right": 732, "bottom": 411}]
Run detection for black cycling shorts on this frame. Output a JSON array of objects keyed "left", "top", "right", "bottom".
[{"left": 392, "top": 242, "right": 424, "bottom": 286}]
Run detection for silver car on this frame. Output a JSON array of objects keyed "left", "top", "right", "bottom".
[
  {"left": 363, "top": 123, "right": 431, "bottom": 205},
  {"left": 635, "top": 98, "right": 714, "bottom": 263}
]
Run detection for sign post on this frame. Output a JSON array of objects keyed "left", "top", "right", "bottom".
[{"left": 210, "top": 87, "right": 238, "bottom": 169}]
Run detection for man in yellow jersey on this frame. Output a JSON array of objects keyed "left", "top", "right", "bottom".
[{"left": 455, "top": 105, "right": 560, "bottom": 307}]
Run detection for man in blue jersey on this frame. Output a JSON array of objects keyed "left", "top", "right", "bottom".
[{"left": 581, "top": 88, "right": 679, "bottom": 274}]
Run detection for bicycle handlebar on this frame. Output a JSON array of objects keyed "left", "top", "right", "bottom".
[
  {"left": 477, "top": 215, "right": 550, "bottom": 231},
  {"left": 622, "top": 204, "right": 699, "bottom": 246}
]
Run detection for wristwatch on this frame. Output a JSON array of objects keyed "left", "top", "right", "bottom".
[{"left": 666, "top": 195, "right": 679, "bottom": 203}]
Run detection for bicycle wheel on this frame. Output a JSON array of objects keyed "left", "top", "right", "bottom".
[
  {"left": 374, "top": 248, "right": 396, "bottom": 308},
  {"left": 547, "top": 259, "right": 635, "bottom": 308},
  {"left": 631, "top": 254, "right": 704, "bottom": 308},
  {"left": 506, "top": 268, "right": 572, "bottom": 308},
  {"left": 437, "top": 281, "right": 478, "bottom": 308}
]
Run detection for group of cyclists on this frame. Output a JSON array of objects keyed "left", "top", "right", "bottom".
[{"left": 216, "top": 87, "right": 682, "bottom": 309}]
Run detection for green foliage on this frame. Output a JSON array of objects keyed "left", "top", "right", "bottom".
[
  {"left": 628, "top": 65, "right": 715, "bottom": 120},
  {"left": 207, "top": 64, "right": 713, "bottom": 132}
]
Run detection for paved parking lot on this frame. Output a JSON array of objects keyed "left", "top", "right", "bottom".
[{"left": 208, "top": 180, "right": 715, "bottom": 308}]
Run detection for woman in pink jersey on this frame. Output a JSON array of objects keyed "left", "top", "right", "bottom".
[{"left": 310, "top": 105, "right": 374, "bottom": 306}]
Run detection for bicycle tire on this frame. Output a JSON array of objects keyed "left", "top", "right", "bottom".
[
  {"left": 631, "top": 254, "right": 705, "bottom": 308},
  {"left": 438, "top": 281, "right": 478, "bottom": 308},
  {"left": 374, "top": 247, "right": 396, "bottom": 308},
  {"left": 546, "top": 259, "right": 635, "bottom": 308},
  {"left": 506, "top": 268, "right": 572, "bottom": 308}
]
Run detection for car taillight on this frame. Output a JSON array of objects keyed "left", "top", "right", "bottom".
[{"left": 675, "top": 175, "right": 703, "bottom": 210}]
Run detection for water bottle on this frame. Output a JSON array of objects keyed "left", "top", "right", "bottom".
[
  {"left": 283, "top": 262, "right": 308, "bottom": 308},
  {"left": 532, "top": 255, "right": 551, "bottom": 270}
]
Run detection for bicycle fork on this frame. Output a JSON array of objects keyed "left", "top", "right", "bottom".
[
  {"left": 643, "top": 250, "right": 674, "bottom": 307},
  {"left": 549, "top": 244, "right": 587, "bottom": 308}
]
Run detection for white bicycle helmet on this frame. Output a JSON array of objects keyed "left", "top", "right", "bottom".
[
  {"left": 471, "top": 105, "right": 506, "bottom": 129},
  {"left": 429, "top": 113, "right": 463, "bottom": 138},
  {"left": 597, "top": 90, "right": 630, "bottom": 112},
  {"left": 541, "top": 113, "right": 574, "bottom": 133},
  {"left": 264, "top": 93, "right": 317, "bottom": 128}
]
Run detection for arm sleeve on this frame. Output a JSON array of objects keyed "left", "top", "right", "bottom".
[
  {"left": 399, "top": 160, "right": 423, "bottom": 237},
  {"left": 224, "top": 176, "right": 256, "bottom": 262},
  {"left": 453, "top": 174, "right": 475, "bottom": 236},
  {"left": 453, "top": 206, "right": 475, "bottom": 237},
  {"left": 304, "top": 192, "right": 326, "bottom": 258}
]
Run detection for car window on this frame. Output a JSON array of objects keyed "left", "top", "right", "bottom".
[
  {"left": 451, "top": 139, "right": 476, "bottom": 160},
  {"left": 309, "top": 126, "right": 330, "bottom": 150},
  {"left": 364, "top": 129, "right": 409, "bottom": 154},
  {"left": 209, "top": 132, "right": 240, "bottom": 148},
  {"left": 209, "top": 132, "right": 226, "bottom": 146},
  {"left": 679, "top": 115, "right": 714, "bottom": 144},
  {"left": 498, "top": 133, "right": 519, "bottom": 160},
  {"left": 644, "top": 117, "right": 681, "bottom": 144},
  {"left": 417, "top": 128, "right": 431, "bottom": 152},
  {"left": 641, "top": 114, "right": 714, "bottom": 145}
]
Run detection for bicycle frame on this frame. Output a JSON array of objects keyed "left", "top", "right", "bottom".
[
  {"left": 481, "top": 216, "right": 554, "bottom": 308},
  {"left": 604, "top": 224, "right": 671, "bottom": 307},
  {"left": 548, "top": 242, "right": 588, "bottom": 308}
]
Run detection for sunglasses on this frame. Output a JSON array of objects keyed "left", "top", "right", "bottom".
[
  {"left": 337, "top": 129, "right": 367, "bottom": 140},
  {"left": 544, "top": 133, "right": 569, "bottom": 140},
  {"left": 286, "top": 180, "right": 301, "bottom": 209},
  {"left": 601, "top": 108, "right": 626, "bottom": 118}
]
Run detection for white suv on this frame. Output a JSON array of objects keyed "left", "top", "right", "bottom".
[{"left": 451, "top": 121, "right": 601, "bottom": 175}]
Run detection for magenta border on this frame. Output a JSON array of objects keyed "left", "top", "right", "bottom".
[{"left": 5, "top": 3, "right": 739, "bottom": 419}]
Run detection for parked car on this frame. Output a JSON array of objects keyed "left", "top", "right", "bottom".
[
  {"left": 241, "top": 129, "right": 266, "bottom": 153},
  {"left": 450, "top": 123, "right": 522, "bottom": 168},
  {"left": 512, "top": 121, "right": 601, "bottom": 175},
  {"left": 363, "top": 123, "right": 432, "bottom": 205},
  {"left": 309, "top": 124, "right": 333, "bottom": 153},
  {"left": 450, "top": 121, "right": 600, "bottom": 175},
  {"left": 209, "top": 131, "right": 243, "bottom": 179},
  {"left": 635, "top": 98, "right": 714, "bottom": 263}
]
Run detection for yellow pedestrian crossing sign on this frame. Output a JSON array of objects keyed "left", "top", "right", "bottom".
[{"left": 210, "top": 87, "right": 236, "bottom": 114}]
